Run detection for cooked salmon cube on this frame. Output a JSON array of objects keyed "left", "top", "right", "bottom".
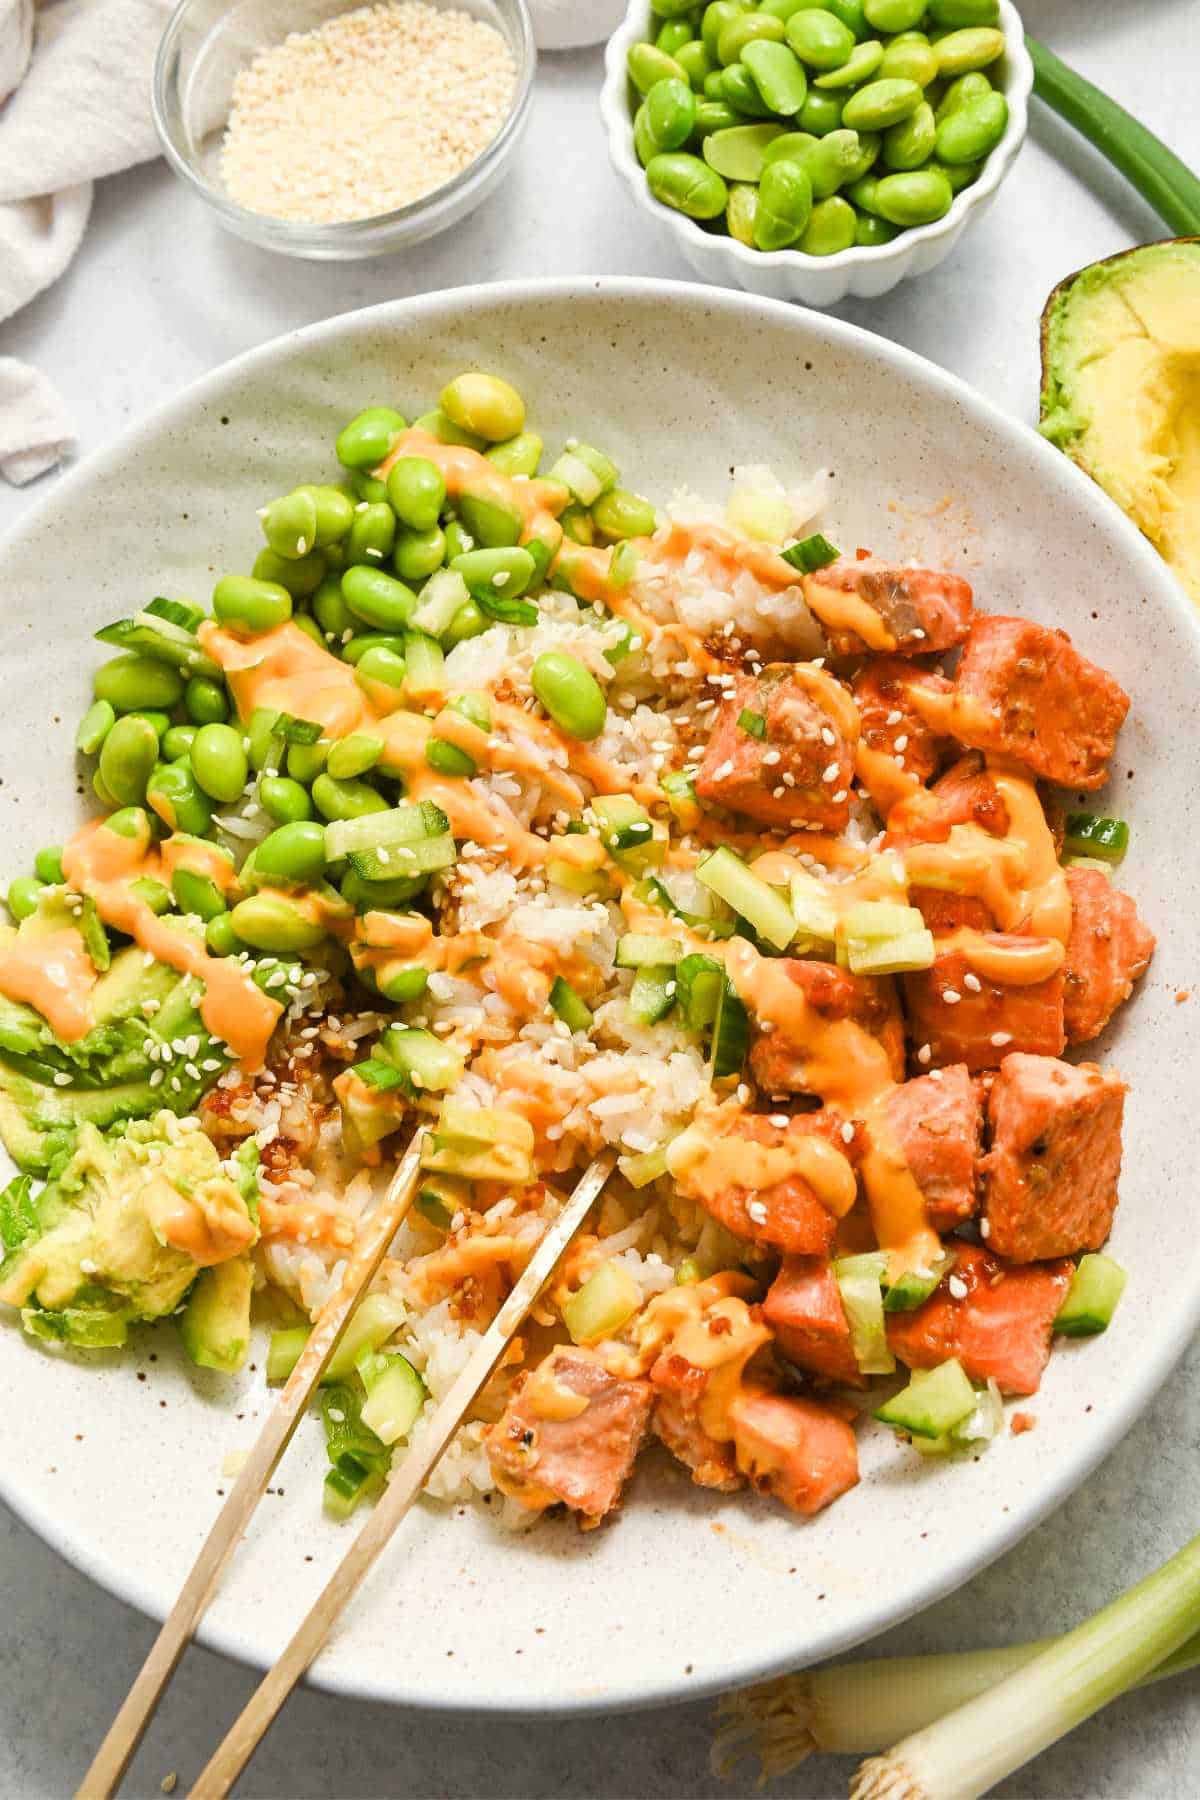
[
  {"left": 882, "top": 1064, "right": 980, "bottom": 1231},
  {"left": 853, "top": 659, "right": 951, "bottom": 785},
  {"left": 903, "top": 941, "right": 1066, "bottom": 1072},
  {"left": 887, "top": 754, "right": 1011, "bottom": 851},
  {"left": 1064, "top": 867, "right": 1155, "bottom": 1044},
  {"left": 486, "top": 1346, "right": 653, "bottom": 1525},
  {"left": 750, "top": 958, "right": 906, "bottom": 1095},
  {"left": 764, "top": 1255, "right": 863, "bottom": 1387},
  {"left": 803, "top": 561, "right": 973, "bottom": 658},
  {"left": 952, "top": 617, "right": 1129, "bottom": 791},
  {"left": 728, "top": 1388, "right": 860, "bottom": 1514},
  {"left": 886, "top": 1241, "right": 1071, "bottom": 1396},
  {"left": 694, "top": 664, "right": 854, "bottom": 831},
  {"left": 980, "top": 1053, "right": 1126, "bottom": 1262},
  {"left": 651, "top": 1387, "right": 744, "bottom": 1493},
  {"left": 683, "top": 1110, "right": 863, "bottom": 1257}
]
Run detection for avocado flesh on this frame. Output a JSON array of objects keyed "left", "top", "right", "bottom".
[
  {"left": 1040, "top": 239, "right": 1200, "bottom": 605},
  {"left": 179, "top": 1255, "right": 254, "bottom": 1372}
]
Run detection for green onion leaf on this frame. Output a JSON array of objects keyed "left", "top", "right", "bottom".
[
  {"left": 737, "top": 708, "right": 766, "bottom": 739},
  {"left": 145, "top": 596, "right": 205, "bottom": 632},
  {"left": 781, "top": 533, "right": 841, "bottom": 574}
]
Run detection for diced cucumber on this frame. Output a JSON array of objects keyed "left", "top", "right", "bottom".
[
  {"left": 266, "top": 1324, "right": 310, "bottom": 1385},
  {"left": 323, "top": 1292, "right": 407, "bottom": 1384},
  {"left": 1062, "top": 813, "right": 1128, "bottom": 866},
  {"left": 883, "top": 1250, "right": 955, "bottom": 1313},
  {"left": 323, "top": 1452, "right": 383, "bottom": 1520},
  {"left": 834, "top": 1252, "right": 894, "bottom": 1376},
  {"left": 698, "top": 847, "right": 794, "bottom": 951},
  {"left": 910, "top": 1378, "right": 1005, "bottom": 1458},
  {"left": 840, "top": 901, "right": 926, "bottom": 941},
  {"left": 661, "top": 770, "right": 701, "bottom": 831},
  {"left": 676, "top": 953, "right": 725, "bottom": 1033},
  {"left": 615, "top": 932, "right": 682, "bottom": 969},
  {"left": 357, "top": 1349, "right": 427, "bottom": 1445},
  {"left": 546, "top": 859, "right": 616, "bottom": 899},
  {"left": 710, "top": 978, "right": 749, "bottom": 1081},
  {"left": 619, "top": 1142, "right": 672, "bottom": 1188},
  {"left": 324, "top": 798, "right": 449, "bottom": 861},
  {"left": 377, "top": 1025, "right": 464, "bottom": 1094},
  {"left": 549, "top": 443, "right": 619, "bottom": 507},
  {"left": 411, "top": 567, "right": 471, "bottom": 637},
  {"left": 637, "top": 875, "right": 735, "bottom": 939},
  {"left": 403, "top": 631, "right": 446, "bottom": 705},
  {"left": 562, "top": 1259, "right": 641, "bottom": 1345},
  {"left": 346, "top": 831, "right": 456, "bottom": 881},
  {"left": 1054, "top": 1252, "right": 1128, "bottom": 1336},
  {"left": 629, "top": 965, "right": 676, "bottom": 1025},
  {"left": 549, "top": 976, "right": 594, "bottom": 1034},
  {"left": 592, "top": 794, "right": 663, "bottom": 874},
  {"left": 844, "top": 928, "right": 935, "bottom": 976},
  {"left": 873, "top": 1358, "right": 976, "bottom": 1439},
  {"left": 349, "top": 1057, "right": 406, "bottom": 1092},
  {"left": 789, "top": 870, "right": 838, "bottom": 946}
]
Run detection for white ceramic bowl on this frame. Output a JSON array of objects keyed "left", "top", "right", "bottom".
[
  {"left": 601, "top": 1, "right": 1032, "bottom": 305},
  {"left": 1, "top": 280, "right": 1197, "bottom": 1718}
]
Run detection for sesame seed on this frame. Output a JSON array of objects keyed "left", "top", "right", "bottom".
[
  {"left": 990, "top": 1031, "right": 1013, "bottom": 1047},
  {"left": 948, "top": 1275, "right": 968, "bottom": 1300},
  {"left": 762, "top": 750, "right": 782, "bottom": 766},
  {"left": 917, "top": 1043, "right": 932, "bottom": 1065},
  {"left": 821, "top": 762, "right": 839, "bottom": 783},
  {"left": 769, "top": 1114, "right": 789, "bottom": 1129},
  {"left": 820, "top": 727, "right": 836, "bottom": 747},
  {"left": 980, "top": 1218, "right": 991, "bottom": 1238},
  {"left": 893, "top": 734, "right": 908, "bottom": 752},
  {"left": 840, "top": 1121, "right": 854, "bottom": 1144},
  {"left": 942, "top": 988, "right": 961, "bottom": 1005},
  {"left": 885, "top": 710, "right": 903, "bottom": 726},
  {"left": 963, "top": 972, "right": 982, "bottom": 993}
]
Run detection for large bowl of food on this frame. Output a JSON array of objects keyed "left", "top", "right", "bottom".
[{"left": 0, "top": 279, "right": 1196, "bottom": 1715}]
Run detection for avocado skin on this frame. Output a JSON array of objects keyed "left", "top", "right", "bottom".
[{"left": 179, "top": 1256, "right": 254, "bottom": 1373}]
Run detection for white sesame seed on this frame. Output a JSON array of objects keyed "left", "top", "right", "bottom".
[
  {"left": 963, "top": 972, "right": 982, "bottom": 993},
  {"left": 942, "top": 988, "right": 962, "bottom": 1005},
  {"left": 990, "top": 1031, "right": 1013, "bottom": 1047},
  {"left": 769, "top": 1114, "right": 789, "bottom": 1129},
  {"left": 840, "top": 1121, "right": 854, "bottom": 1144},
  {"left": 820, "top": 727, "right": 836, "bottom": 747},
  {"left": 980, "top": 1218, "right": 991, "bottom": 1238},
  {"left": 948, "top": 1275, "right": 968, "bottom": 1300},
  {"left": 893, "top": 734, "right": 909, "bottom": 752},
  {"left": 885, "top": 709, "right": 903, "bottom": 726},
  {"left": 821, "top": 761, "right": 839, "bottom": 783},
  {"left": 917, "top": 1043, "right": 932, "bottom": 1065}
]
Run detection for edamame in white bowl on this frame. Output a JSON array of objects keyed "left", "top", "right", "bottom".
[{"left": 601, "top": 0, "right": 1032, "bottom": 305}]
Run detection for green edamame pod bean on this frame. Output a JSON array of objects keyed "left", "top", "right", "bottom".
[
  {"left": 854, "top": 208, "right": 900, "bottom": 245},
  {"left": 932, "top": 156, "right": 983, "bottom": 191},
  {"left": 934, "top": 70, "right": 991, "bottom": 122},
  {"left": 451, "top": 545, "right": 537, "bottom": 602},
  {"left": 703, "top": 69, "right": 726, "bottom": 102},
  {"left": 824, "top": 0, "right": 869, "bottom": 38},
  {"left": 313, "top": 576, "right": 355, "bottom": 643},
  {"left": 326, "top": 733, "right": 385, "bottom": 779},
  {"left": 130, "top": 876, "right": 171, "bottom": 914},
  {"left": 933, "top": 27, "right": 1005, "bottom": 75},
  {"left": 726, "top": 181, "right": 758, "bottom": 244},
  {"left": 342, "top": 565, "right": 417, "bottom": 631},
  {"left": 560, "top": 506, "right": 594, "bottom": 546},
  {"left": 702, "top": 2, "right": 748, "bottom": 59},
  {"left": 103, "top": 806, "right": 152, "bottom": 845},
  {"left": 785, "top": 9, "right": 856, "bottom": 70},
  {"left": 879, "top": 37, "right": 939, "bottom": 87},
  {"left": 184, "top": 676, "right": 229, "bottom": 725},
  {"left": 205, "top": 912, "right": 243, "bottom": 956},
  {"left": 928, "top": 0, "right": 999, "bottom": 24},
  {"left": 76, "top": 699, "right": 116, "bottom": 756},
  {"left": 336, "top": 407, "right": 407, "bottom": 472},
  {"left": 646, "top": 77, "right": 698, "bottom": 150},
  {"left": 162, "top": 725, "right": 197, "bottom": 762},
  {"left": 485, "top": 433, "right": 543, "bottom": 478},
  {"left": 286, "top": 739, "right": 329, "bottom": 783},
  {"left": 863, "top": 0, "right": 925, "bottom": 33},
  {"left": 702, "top": 122, "right": 784, "bottom": 180},
  {"left": 296, "top": 484, "right": 356, "bottom": 546},
  {"left": 212, "top": 575, "right": 293, "bottom": 633},
  {"left": 628, "top": 41, "right": 687, "bottom": 94},
  {"left": 935, "top": 90, "right": 1007, "bottom": 162},
  {"left": 94, "top": 654, "right": 185, "bottom": 714},
  {"left": 34, "top": 846, "right": 64, "bottom": 885},
  {"left": 341, "top": 633, "right": 407, "bottom": 665},
  {"left": 883, "top": 100, "right": 936, "bottom": 169},
  {"left": 717, "top": 12, "right": 784, "bottom": 65},
  {"left": 634, "top": 102, "right": 659, "bottom": 167},
  {"left": 6, "top": 876, "right": 42, "bottom": 922},
  {"left": 346, "top": 501, "right": 397, "bottom": 567},
  {"left": 261, "top": 489, "right": 318, "bottom": 560},
  {"left": 695, "top": 98, "right": 742, "bottom": 134},
  {"left": 844, "top": 129, "right": 881, "bottom": 180},
  {"left": 798, "top": 128, "right": 864, "bottom": 197},
  {"left": 172, "top": 868, "right": 227, "bottom": 922},
  {"left": 741, "top": 40, "right": 808, "bottom": 115},
  {"left": 814, "top": 38, "right": 883, "bottom": 88},
  {"left": 259, "top": 777, "right": 314, "bottom": 824},
  {"left": 873, "top": 166, "right": 954, "bottom": 223},
  {"left": 799, "top": 194, "right": 857, "bottom": 254},
  {"left": 340, "top": 869, "right": 426, "bottom": 910},
  {"left": 531, "top": 653, "right": 608, "bottom": 741},
  {"left": 763, "top": 129, "right": 817, "bottom": 165},
  {"left": 440, "top": 373, "right": 524, "bottom": 443},
  {"left": 753, "top": 156, "right": 813, "bottom": 249},
  {"left": 393, "top": 525, "right": 447, "bottom": 582},
  {"left": 190, "top": 723, "right": 249, "bottom": 804},
  {"left": 99, "top": 715, "right": 160, "bottom": 807},
  {"left": 252, "top": 546, "right": 326, "bottom": 598},
  {"left": 798, "top": 88, "right": 844, "bottom": 134},
  {"left": 718, "top": 64, "right": 775, "bottom": 116},
  {"left": 386, "top": 457, "right": 445, "bottom": 532},
  {"left": 650, "top": 0, "right": 697, "bottom": 18},
  {"left": 295, "top": 616, "right": 328, "bottom": 651},
  {"left": 146, "top": 762, "right": 213, "bottom": 837},
  {"left": 758, "top": 0, "right": 810, "bottom": 17},
  {"left": 93, "top": 770, "right": 119, "bottom": 809},
  {"left": 591, "top": 490, "right": 658, "bottom": 541},
  {"left": 646, "top": 152, "right": 729, "bottom": 219},
  {"left": 127, "top": 711, "right": 170, "bottom": 740},
  {"left": 657, "top": 18, "right": 695, "bottom": 53},
  {"left": 354, "top": 646, "right": 408, "bottom": 700},
  {"left": 256, "top": 820, "right": 328, "bottom": 885},
  {"left": 411, "top": 407, "right": 485, "bottom": 451},
  {"left": 312, "top": 773, "right": 389, "bottom": 823},
  {"left": 444, "top": 600, "right": 487, "bottom": 646},
  {"left": 842, "top": 77, "right": 921, "bottom": 129},
  {"left": 230, "top": 891, "right": 326, "bottom": 953},
  {"left": 425, "top": 738, "right": 476, "bottom": 778},
  {"left": 847, "top": 173, "right": 883, "bottom": 212},
  {"left": 349, "top": 470, "right": 389, "bottom": 506},
  {"left": 676, "top": 40, "right": 714, "bottom": 90}
]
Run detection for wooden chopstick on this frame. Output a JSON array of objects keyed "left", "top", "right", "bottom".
[
  {"left": 188, "top": 1149, "right": 616, "bottom": 1800},
  {"left": 78, "top": 1126, "right": 429, "bottom": 1800}
]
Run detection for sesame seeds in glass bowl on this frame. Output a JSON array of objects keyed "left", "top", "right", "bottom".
[{"left": 153, "top": 0, "right": 536, "bottom": 259}]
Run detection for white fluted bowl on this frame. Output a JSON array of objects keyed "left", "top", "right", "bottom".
[{"left": 601, "top": 0, "right": 1032, "bottom": 305}]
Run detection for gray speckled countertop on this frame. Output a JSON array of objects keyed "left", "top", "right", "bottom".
[{"left": 2, "top": 2, "right": 1199, "bottom": 1794}]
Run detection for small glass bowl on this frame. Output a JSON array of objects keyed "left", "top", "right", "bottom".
[{"left": 152, "top": 0, "right": 536, "bottom": 259}]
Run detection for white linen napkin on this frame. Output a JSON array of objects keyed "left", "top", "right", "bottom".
[
  {"left": 0, "top": 0, "right": 172, "bottom": 485},
  {"left": 527, "top": 0, "right": 627, "bottom": 51}
]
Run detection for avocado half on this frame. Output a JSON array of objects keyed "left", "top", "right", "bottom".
[{"left": 1039, "top": 238, "right": 1200, "bottom": 607}]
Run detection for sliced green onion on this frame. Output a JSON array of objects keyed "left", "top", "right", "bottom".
[
  {"left": 834, "top": 1253, "right": 894, "bottom": 1376},
  {"left": 323, "top": 1452, "right": 382, "bottom": 1521},
  {"left": 145, "top": 595, "right": 205, "bottom": 632},
  {"left": 737, "top": 708, "right": 766, "bottom": 740},
  {"left": 1062, "top": 812, "right": 1129, "bottom": 865},
  {"left": 275, "top": 712, "right": 323, "bottom": 745},
  {"left": 781, "top": 532, "right": 841, "bottom": 575},
  {"left": 710, "top": 978, "right": 749, "bottom": 1081},
  {"left": 629, "top": 964, "right": 676, "bottom": 1025},
  {"left": 549, "top": 975, "right": 594, "bottom": 1034}
]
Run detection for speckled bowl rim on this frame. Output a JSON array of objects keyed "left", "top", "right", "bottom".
[{"left": 1, "top": 278, "right": 1198, "bottom": 1718}]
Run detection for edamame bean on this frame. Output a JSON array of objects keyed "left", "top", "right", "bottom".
[
  {"left": 377, "top": 964, "right": 429, "bottom": 1002},
  {"left": 212, "top": 575, "right": 293, "bottom": 633},
  {"left": 93, "top": 770, "right": 119, "bottom": 809},
  {"left": 634, "top": 102, "right": 659, "bottom": 166},
  {"left": 824, "top": 0, "right": 869, "bottom": 37},
  {"left": 350, "top": 470, "right": 389, "bottom": 505},
  {"left": 702, "top": 1, "right": 747, "bottom": 58},
  {"left": 934, "top": 70, "right": 992, "bottom": 122},
  {"left": 717, "top": 12, "right": 784, "bottom": 65},
  {"left": 647, "top": 151, "right": 728, "bottom": 218},
  {"left": 797, "top": 128, "right": 864, "bottom": 197},
  {"left": 647, "top": 76, "right": 698, "bottom": 149},
  {"left": 935, "top": 89, "right": 1007, "bottom": 161},
  {"left": 742, "top": 40, "right": 808, "bottom": 115},
  {"left": 261, "top": 489, "right": 318, "bottom": 560},
  {"left": 293, "top": 614, "right": 326, "bottom": 650},
  {"left": 855, "top": 209, "right": 898, "bottom": 250},
  {"left": 172, "top": 869, "right": 227, "bottom": 922},
  {"left": 863, "top": 0, "right": 925, "bottom": 32},
  {"left": 934, "top": 27, "right": 1005, "bottom": 75},
  {"left": 591, "top": 490, "right": 658, "bottom": 541},
  {"left": 676, "top": 40, "right": 714, "bottom": 90},
  {"left": 342, "top": 565, "right": 417, "bottom": 631},
  {"left": 879, "top": 36, "right": 938, "bottom": 86},
  {"left": 411, "top": 407, "right": 486, "bottom": 451},
  {"left": 386, "top": 456, "right": 446, "bottom": 531},
  {"left": 657, "top": 18, "right": 695, "bottom": 54},
  {"left": 146, "top": 762, "right": 213, "bottom": 836},
  {"left": 873, "top": 166, "right": 954, "bottom": 223},
  {"left": 847, "top": 172, "right": 882, "bottom": 213},
  {"left": 799, "top": 193, "right": 857, "bottom": 254},
  {"left": 162, "top": 724, "right": 197, "bottom": 762},
  {"left": 844, "top": 129, "right": 881, "bottom": 179},
  {"left": 798, "top": 88, "right": 844, "bottom": 134},
  {"left": 34, "top": 846, "right": 64, "bottom": 885},
  {"left": 531, "top": 653, "right": 608, "bottom": 741},
  {"left": 933, "top": 155, "right": 983, "bottom": 190},
  {"left": 256, "top": 820, "right": 328, "bottom": 885},
  {"left": 649, "top": 0, "right": 696, "bottom": 18},
  {"left": 94, "top": 654, "right": 185, "bottom": 714},
  {"left": 703, "top": 122, "right": 784, "bottom": 180},
  {"left": 628, "top": 41, "right": 687, "bottom": 94},
  {"left": 450, "top": 545, "right": 537, "bottom": 602},
  {"left": 393, "top": 524, "right": 447, "bottom": 582},
  {"left": 341, "top": 632, "right": 407, "bottom": 666},
  {"left": 287, "top": 739, "right": 329, "bottom": 782},
  {"left": 313, "top": 576, "right": 355, "bottom": 642},
  {"left": 312, "top": 773, "right": 389, "bottom": 822},
  {"left": 259, "top": 776, "right": 314, "bottom": 824},
  {"left": 189, "top": 723, "right": 249, "bottom": 804},
  {"left": 354, "top": 646, "right": 408, "bottom": 705},
  {"left": 425, "top": 737, "right": 476, "bottom": 778},
  {"left": 103, "top": 806, "right": 152, "bottom": 846},
  {"left": 560, "top": 506, "right": 594, "bottom": 546},
  {"left": 928, "top": 0, "right": 999, "bottom": 23},
  {"left": 253, "top": 546, "right": 327, "bottom": 598},
  {"left": 99, "top": 715, "right": 160, "bottom": 807},
  {"left": 440, "top": 373, "right": 524, "bottom": 443},
  {"left": 758, "top": 0, "right": 811, "bottom": 17},
  {"left": 763, "top": 129, "right": 817, "bottom": 165},
  {"left": 695, "top": 98, "right": 742, "bottom": 133},
  {"left": 327, "top": 733, "right": 384, "bottom": 779},
  {"left": 883, "top": 100, "right": 936, "bottom": 168},
  {"left": 205, "top": 912, "right": 243, "bottom": 956},
  {"left": 444, "top": 601, "right": 487, "bottom": 646},
  {"left": 185, "top": 676, "right": 229, "bottom": 725},
  {"left": 754, "top": 155, "right": 813, "bottom": 248},
  {"left": 814, "top": 38, "right": 883, "bottom": 88},
  {"left": 841, "top": 76, "right": 922, "bottom": 129},
  {"left": 345, "top": 501, "right": 397, "bottom": 566},
  {"left": 230, "top": 892, "right": 326, "bottom": 952},
  {"left": 717, "top": 63, "right": 775, "bottom": 116},
  {"left": 341, "top": 869, "right": 426, "bottom": 910},
  {"left": 127, "top": 710, "right": 170, "bottom": 740},
  {"left": 786, "top": 9, "right": 856, "bottom": 70},
  {"left": 336, "top": 407, "right": 407, "bottom": 471},
  {"left": 6, "top": 876, "right": 42, "bottom": 922},
  {"left": 131, "top": 876, "right": 172, "bottom": 915},
  {"left": 297, "top": 484, "right": 356, "bottom": 546},
  {"left": 485, "top": 433, "right": 543, "bottom": 478},
  {"left": 76, "top": 699, "right": 116, "bottom": 756}
]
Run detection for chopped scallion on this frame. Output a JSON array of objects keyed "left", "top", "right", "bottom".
[{"left": 781, "top": 533, "right": 841, "bottom": 574}]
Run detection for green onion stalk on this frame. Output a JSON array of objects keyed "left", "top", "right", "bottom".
[{"left": 713, "top": 1533, "right": 1200, "bottom": 1791}]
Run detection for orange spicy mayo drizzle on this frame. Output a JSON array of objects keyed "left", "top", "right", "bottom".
[
  {"left": 159, "top": 834, "right": 239, "bottom": 894},
  {"left": 802, "top": 574, "right": 897, "bottom": 652},
  {"left": 0, "top": 928, "right": 97, "bottom": 1043}
]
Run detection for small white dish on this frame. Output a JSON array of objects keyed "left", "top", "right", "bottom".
[{"left": 601, "top": 0, "right": 1033, "bottom": 306}]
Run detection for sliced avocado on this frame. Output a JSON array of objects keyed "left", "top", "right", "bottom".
[
  {"left": 179, "top": 1255, "right": 254, "bottom": 1372},
  {"left": 0, "top": 1063, "right": 170, "bottom": 1176},
  {"left": 332, "top": 1067, "right": 409, "bottom": 1155},
  {"left": 1040, "top": 239, "right": 1200, "bottom": 605},
  {"left": 91, "top": 943, "right": 180, "bottom": 1023}
]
